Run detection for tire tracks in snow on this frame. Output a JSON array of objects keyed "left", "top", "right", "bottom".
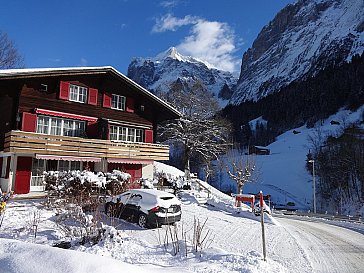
[{"left": 278, "top": 217, "right": 364, "bottom": 273}]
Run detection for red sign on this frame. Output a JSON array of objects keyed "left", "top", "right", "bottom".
[{"left": 260, "top": 191, "right": 263, "bottom": 208}]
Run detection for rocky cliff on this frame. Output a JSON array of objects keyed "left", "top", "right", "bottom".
[{"left": 232, "top": 0, "right": 364, "bottom": 104}]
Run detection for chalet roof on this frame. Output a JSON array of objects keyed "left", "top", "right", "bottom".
[{"left": 0, "top": 66, "right": 181, "bottom": 118}]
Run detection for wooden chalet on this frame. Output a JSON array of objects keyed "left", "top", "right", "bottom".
[{"left": 0, "top": 67, "right": 180, "bottom": 194}]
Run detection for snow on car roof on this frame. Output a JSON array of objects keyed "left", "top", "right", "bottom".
[{"left": 128, "top": 189, "right": 176, "bottom": 198}]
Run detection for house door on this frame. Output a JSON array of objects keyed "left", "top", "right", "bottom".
[{"left": 15, "top": 156, "right": 33, "bottom": 194}]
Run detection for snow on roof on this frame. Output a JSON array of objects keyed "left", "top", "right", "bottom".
[{"left": 0, "top": 66, "right": 181, "bottom": 118}]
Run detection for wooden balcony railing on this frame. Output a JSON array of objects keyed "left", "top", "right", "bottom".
[{"left": 4, "top": 130, "right": 169, "bottom": 161}]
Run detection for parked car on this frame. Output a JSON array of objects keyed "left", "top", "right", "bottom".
[
  {"left": 253, "top": 201, "right": 271, "bottom": 216},
  {"left": 105, "top": 189, "right": 182, "bottom": 228},
  {"left": 286, "top": 201, "right": 297, "bottom": 211}
]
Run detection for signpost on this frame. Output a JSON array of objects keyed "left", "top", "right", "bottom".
[
  {"left": 260, "top": 191, "right": 267, "bottom": 261},
  {"left": 232, "top": 193, "right": 255, "bottom": 209}
]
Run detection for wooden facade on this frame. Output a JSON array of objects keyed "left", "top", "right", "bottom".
[
  {"left": 4, "top": 131, "right": 169, "bottom": 161},
  {"left": 0, "top": 67, "right": 180, "bottom": 194}
]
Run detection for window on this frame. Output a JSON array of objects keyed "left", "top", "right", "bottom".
[
  {"left": 69, "top": 84, "right": 87, "bottom": 103},
  {"left": 127, "top": 128, "right": 135, "bottom": 142},
  {"left": 136, "top": 129, "right": 143, "bottom": 142},
  {"left": 36, "top": 115, "right": 85, "bottom": 137},
  {"left": 110, "top": 126, "right": 118, "bottom": 141},
  {"left": 111, "top": 94, "right": 126, "bottom": 111},
  {"left": 32, "top": 159, "right": 46, "bottom": 176},
  {"left": 37, "top": 116, "right": 50, "bottom": 134},
  {"left": 50, "top": 118, "right": 62, "bottom": 136},
  {"left": 109, "top": 125, "right": 144, "bottom": 142},
  {"left": 58, "top": 160, "right": 69, "bottom": 172},
  {"left": 119, "top": 127, "right": 127, "bottom": 141},
  {"left": 58, "top": 160, "right": 81, "bottom": 172}
]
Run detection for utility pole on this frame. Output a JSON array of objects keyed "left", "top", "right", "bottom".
[
  {"left": 260, "top": 191, "right": 267, "bottom": 261},
  {"left": 309, "top": 160, "right": 316, "bottom": 213}
]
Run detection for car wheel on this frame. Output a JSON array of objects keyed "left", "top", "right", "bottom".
[{"left": 138, "top": 213, "right": 148, "bottom": 228}]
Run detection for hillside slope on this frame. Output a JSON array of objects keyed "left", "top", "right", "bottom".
[{"left": 214, "top": 105, "right": 364, "bottom": 215}]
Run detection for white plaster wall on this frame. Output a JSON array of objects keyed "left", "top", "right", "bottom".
[
  {"left": 0, "top": 178, "right": 11, "bottom": 192},
  {"left": 142, "top": 163, "right": 154, "bottom": 179}
]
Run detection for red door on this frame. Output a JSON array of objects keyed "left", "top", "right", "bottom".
[{"left": 14, "top": 157, "right": 32, "bottom": 194}]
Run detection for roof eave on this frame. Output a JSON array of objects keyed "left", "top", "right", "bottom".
[{"left": 0, "top": 66, "right": 182, "bottom": 118}]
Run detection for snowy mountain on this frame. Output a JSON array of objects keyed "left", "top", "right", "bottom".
[
  {"left": 231, "top": 0, "right": 364, "bottom": 103},
  {"left": 127, "top": 47, "right": 238, "bottom": 106}
]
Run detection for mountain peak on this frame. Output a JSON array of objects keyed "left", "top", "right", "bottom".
[
  {"left": 127, "top": 48, "right": 238, "bottom": 107},
  {"left": 154, "top": 47, "right": 216, "bottom": 69},
  {"left": 156, "top": 47, "right": 183, "bottom": 61}
]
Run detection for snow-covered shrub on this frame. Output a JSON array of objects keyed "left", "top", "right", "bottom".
[
  {"left": 44, "top": 170, "right": 131, "bottom": 212},
  {"left": 55, "top": 204, "right": 105, "bottom": 246},
  {"left": 140, "top": 178, "right": 154, "bottom": 189}
]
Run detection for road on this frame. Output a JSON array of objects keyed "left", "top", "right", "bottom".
[
  {"left": 112, "top": 192, "right": 364, "bottom": 272},
  {"left": 276, "top": 215, "right": 364, "bottom": 273}
]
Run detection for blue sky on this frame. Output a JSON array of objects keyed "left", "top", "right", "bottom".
[{"left": 0, "top": 0, "right": 294, "bottom": 74}]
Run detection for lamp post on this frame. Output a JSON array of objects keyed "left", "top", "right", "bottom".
[{"left": 308, "top": 160, "right": 316, "bottom": 213}]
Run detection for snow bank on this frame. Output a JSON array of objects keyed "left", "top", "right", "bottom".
[
  {"left": 154, "top": 161, "right": 184, "bottom": 178},
  {"left": 0, "top": 238, "right": 186, "bottom": 273}
]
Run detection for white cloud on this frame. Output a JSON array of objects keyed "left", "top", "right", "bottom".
[
  {"left": 152, "top": 14, "right": 239, "bottom": 72},
  {"left": 78, "top": 58, "right": 88, "bottom": 67},
  {"left": 159, "top": 0, "right": 179, "bottom": 8},
  {"left": 152, "top": 14, "right": 198, "bottom": 33},
  {"left": 177, "top": 19, "right": 238, "bottom": 72}
]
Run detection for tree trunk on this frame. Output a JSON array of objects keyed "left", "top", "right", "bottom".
[
  {"left": 185, "top": 159, "right": 190, "bottom": 179},
  {"left": 237, "top": 183, "right": 243, "bottom": 194},
  {"left": 184, "top": 146, "right": 191, "bottom": 179},
  {"left": 236, "top": 183, "right": 243, "bottom": 207}
]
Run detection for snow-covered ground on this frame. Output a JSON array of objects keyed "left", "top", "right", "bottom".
[
  {"left": 217, "top": 106, "right": 364, "bottom": 214},
  {"left": 1, "top": 164, "right": 363, "bottom": 273},
  {"left": 1, "top": 107, "right": 363, "bottom": 272},
  {"left": 0, "top": 192, "right": 286, "bottom": 272}
]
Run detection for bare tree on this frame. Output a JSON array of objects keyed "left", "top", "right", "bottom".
[
  {"left": 225, "top": 151, "right": 257, "bottom": 195},
  {"left": 0, "top": 31, "right": 24, "bottom": 69},
  {"left": 158, "top": 80, "right": 232, "bottom": 178}
]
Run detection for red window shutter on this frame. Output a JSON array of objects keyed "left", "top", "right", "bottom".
[
  {"left": 103, "top": 92, "right": 112, "bottom": 108},
  {"left": 126, "top": 97, "right": 134, "bottom": 113},
  {"left": 145, "top": 129, "right": 153, "bottom": 143},
  {"left": 88, "top": 88, "right": 98, "bottom": 105},
  {"left": 59, "top": 81, "right": 70, "bottom": 100},
  {"left": 21, "top": 112, "right": 37, "bottom": 132}
]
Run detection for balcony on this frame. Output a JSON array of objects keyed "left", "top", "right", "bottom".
[{"left": 4, "top": 130, "right": 169, "bottom": 161}]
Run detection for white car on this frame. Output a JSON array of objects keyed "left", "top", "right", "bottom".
[{"left": 105, "top": 189, "right": 181, "bottom": 228}]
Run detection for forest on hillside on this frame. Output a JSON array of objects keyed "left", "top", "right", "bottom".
[
  {"left": 307, "top": 126, "right": 364, "bottom": 214},
  {"left": 222, "top": 53, "right": 364, "bottom": 146}
]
